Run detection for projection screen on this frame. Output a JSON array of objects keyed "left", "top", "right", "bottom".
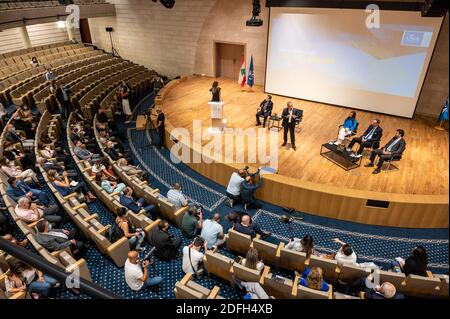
[{"left": 265, "top": 7, "right": 444, "bottom": 117}]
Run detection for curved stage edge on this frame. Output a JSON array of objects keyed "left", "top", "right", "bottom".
[{"left": 156, "top": 77, "right": 449, "bottom": 229}]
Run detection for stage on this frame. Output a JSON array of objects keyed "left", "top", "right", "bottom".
[{"left": 158, "top": 76, "right": 449, "bottom": 228}]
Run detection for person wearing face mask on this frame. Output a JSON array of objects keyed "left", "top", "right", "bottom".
[
  {"left": 167, "top": 183, "right": 189, "bottom": 209},
  {"left": 4, "top": 123, "right": 34, "bottom": 149}
]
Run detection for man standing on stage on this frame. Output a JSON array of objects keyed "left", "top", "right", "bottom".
[
  {"left": 256, "top": 95, "right": 273, "bottom": 128},
  {"left": 155, "top": 107, "right": 166, "bottom": 149},
  {"left": 281, "top": 102, "right": 302, "bottom": 151}
]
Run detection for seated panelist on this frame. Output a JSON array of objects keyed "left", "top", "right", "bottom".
[
  {"left": 255, "top": 95, "right": 273, "bottom": 128},
  {"left": 336, "top": 111, "right": 358, "bottom": 145},
  {"left": 347, "top": 119, "right": 383, "bottom": 158},
  {"left": 365, "top": 129, "right": 406, "bottom": 174}
]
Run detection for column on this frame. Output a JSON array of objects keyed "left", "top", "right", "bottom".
[{"left": 18, "top": 26, "right": 32, "bottom": 48}]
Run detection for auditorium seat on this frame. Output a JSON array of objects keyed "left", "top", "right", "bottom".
[
  {"left": 204, "top": 250, "right": 234, "bottom": 283},
  {"left": 293, "top": 275, "right": 333, "bottom": 299},
  {"left": 262, "top": 273, "right": 295, "bottom": 299},
  {"left": 308, "top": 255, "right": 338, "bottom": 283},
  {"left": 252, "top": 238, "right": 281, "bottom": 267},
  {"left": 225, "top": 228, "right": 253, "bottom": 255},
  {"left": 401, "top": 274, "right": 442, "bottom": 298},
  {"left": 337, "top": 262, "right": 371, "bottom": 284},
  {"left": 174, "top": 273, "right": 223, "bottom": 299},
  {"left": 278, "top": 244, "right": 308, "bottom": 273}
]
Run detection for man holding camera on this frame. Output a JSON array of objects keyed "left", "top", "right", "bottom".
[
  {"left": 240, "top": 170, "right": 263, "bottom": 210},
  {"left": 150, "top": 220, "right": 183, "bottom": 261},
  {"left": 181, "top": 206, "right": 203, "bottom": 239},
  {"left": 182, "top": 237, "right": 208, "bottom": 276},
  {"left": 124, "top": 251, "right": 163, "bottom": 291},
  {"left": 226, "top": 168, "right": 248, "bottom": 207}
]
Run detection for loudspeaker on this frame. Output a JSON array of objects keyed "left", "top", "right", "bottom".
[
  {"left": 105, "top": 27, "right": 113, "bottom": 32},
  {"left": 421, "top": 0, "right": 448, "bottom": 17},
  {"left": 160, "top": 0, "right": 175, "bottom": 8}
]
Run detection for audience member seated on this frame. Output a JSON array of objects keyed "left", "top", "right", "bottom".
[
  {"left": 342, "top": 274, "right": 405, "bottom": 299},
  {"left": 180, "top": 206, "right": 203, "bottom": 239},
  {"left": 255, "top": 95, "right": 273, "bottom": 128},
  {"left": 3, "top": 143, "right": 35, "bottom": 170},
  {"left": 70, "top": 124, "right": 96, "bottom": 150},
  {"left": 117, "top": 158, "right": 148, "bottom": 181},
  {"left": 0, "top": 207, "right": 12, "bottom": 235},
  {"left": 150, "top": 220, "right": 182, "bottom": 261},
  {"left": 240, "top": 247, "right": 265, "bottom": 272},
  {"left": 392, "top": 246, "right": 428, "bottom": 277},
  {"left": 15, "top": 197, "right": 63, "bottom": 226},
  {"left": 224, "top": 210, "right": 246, "bottom": 226},
  {"left": 182, "top": 236, "right": 207, "bottom": 275},
  {"left": 285, "top": 234, "right": 318, "bottom": 257},
  {"left": 104, "top": 141, "right": 131, "bottom": 162},
  {"left": 297, "top": 267, "right": 330, "bottom": 292},
  {"left": 364, "top": 282, "right": 404, "bottom": 299},
  {"left": 47, "top": 169, "right": 97, "bottom": 203},
  {"left": 347, "top": 119, "right": 383, "bottom": 158},
  {"left": 35, "top": 220, "right": 85, "bottom": 259},
  {"left": 335, "top": 111, "right": 358, "bottom": 145},
  {"left": 102, "top": 157, "right": 119, "bottom": 180},
  {"left": 5, "top": 260, "right": 59, "bottom": 299},
  {"left": 125, "top": 251, "right": 163, "bottom": 291},
  {"left": 167, "top": 183, "right": 188, "bottom": 209},
  {"left": 91, "top": 158, "right": 117, "bottom": 180},
  {"left": 200, "top": 213, "right": 225, "bottom": 249},
  {"left": 365, "top": 129, "right": 406, "bottom": 174},
  {"left": 73, "top": 140, "right": 101, "bottom": 164},
  {"left": 37, "top": 143, "right": 68, "bottom": 166},
  {"left": 120, "top": 187, "right": 156, "bottom": 219},
  {"left": 14, "top": 105, "right": 37, "bottom": 137},
  {"left": 116, "top": 207, "right": 146, "bottom": 251},
  {"left": 31, "top": 56, "right": 40, "bottom": 67},
  {"left": 96, "top": 172, "right": 126, "bottom": 195},
  {"left": 226, "top": 169, "right": 247, "bottom": 207},
  {"left": 36, "top": 157, "right": 78, "bottom": 178},
  {"left": 1, "top": 158, "right": 40, "bottom": 186},
  {"left": 234, "top": 278, "right": 270, "bottom": 299},
  {"left": 2, "top": 234, "right": 28, "bottom": 247},
  {"left": 6, "top": 177, "right": 48, "bottom": 205},
  {"left": 234, "top": 214, "right": 271, "bottom": 239},
  {"left": 240, "top": 173, "right": 263, "bottom": 209},
  {"left": 4, "top": 123, "right": 34, "bottom": 149},
  {"left": 330, "top": 238, "right": 357, "bottom": 266}
]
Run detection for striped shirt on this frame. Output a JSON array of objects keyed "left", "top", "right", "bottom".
[{"left": 167, "top": 189, "right": 188, "bottom": 209}]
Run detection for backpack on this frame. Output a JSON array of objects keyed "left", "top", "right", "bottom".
[{"left": 106, "top": 222, "right": 124, "bottom": 243}]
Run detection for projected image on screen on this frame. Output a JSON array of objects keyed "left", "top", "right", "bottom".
[{"left": 265, "top": 8, "right": 443, "bottom": 117}]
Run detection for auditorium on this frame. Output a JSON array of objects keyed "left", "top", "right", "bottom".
[{"left": 0, "top": 0, "right": 448, "bottom": 304}]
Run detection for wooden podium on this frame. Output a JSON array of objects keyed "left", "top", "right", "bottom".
[{"left": 208, "top": 101, "right": 224, "bottom": 134}]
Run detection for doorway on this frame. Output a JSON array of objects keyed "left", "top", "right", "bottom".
[
  {"left": 215, "top": 42, "right": 245, "bottom": 80},
  {"left": 79, "top": 19, "right": 92, "bottom": 44}
]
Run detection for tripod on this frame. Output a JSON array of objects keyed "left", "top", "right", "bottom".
[{"left": 108, "top": 31, "right": 119, "bottom": 57}]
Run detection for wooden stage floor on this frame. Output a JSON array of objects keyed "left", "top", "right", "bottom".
[{"left": 162, "top": 76, "right": 449, "bottom": 196}]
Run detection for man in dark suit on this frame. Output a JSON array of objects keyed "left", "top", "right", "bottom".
[
  {"left": 255, "top": 95, "right": 273, "bottom": 128},
  {"left": 55, "top": 81, "right": 72, "bottom": 119},
  {"left": 347, "top": 119, "right": 383, "bottom": 157},
  {"left": 281, "top": 102, "right": 302, "bottom": 151},
  {"left": 365, "top": 129, "right": 406, "bottom": 174},
  {"left": 35, "top": 220, "right": 85, "bottom": 258},
  {"left": 150, "top": 220, "right": 182, "bottom": 261},
  {"left": 119, "top": 187, "right": 157, "bottom": 219}
]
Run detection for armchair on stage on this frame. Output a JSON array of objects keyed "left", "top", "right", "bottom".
[{"left": 208, "top": 101, "right": 225, "bottom": 134}]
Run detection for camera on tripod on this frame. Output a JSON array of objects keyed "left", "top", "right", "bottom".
[{"left": 140, "top": 247, "right": 156, "bottom": 266}]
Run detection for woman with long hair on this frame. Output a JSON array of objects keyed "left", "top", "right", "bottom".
[
  {"left": 336, "top": 110, "right": 358, "bottom": 145},
  {"left": 298, "top": 267, "right": 329, "bottom": 292},
  {"left": 116, "top": 207, "right": 146, "bottom": 251},
  {"left": 47, "top": 169, "right": 96, "bottom": 202},
  {"left": 209, "top": 81, "right": 221, "bottom": 102},
  {"left": 241, "top": 247, "right": 264, "bottom": 272},
  {"left": 285, "top": 234, "right": 317, "bottom": 257},
  {"left": 402, "top": 246, "right": 429, "bottom": 277}
]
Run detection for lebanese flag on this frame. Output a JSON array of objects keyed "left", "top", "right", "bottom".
[{"left": 238, "top": 55, "right": 246, "bottom": 87}]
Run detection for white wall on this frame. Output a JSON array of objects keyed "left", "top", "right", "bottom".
[{"left": 27, "top": 22, "right": 82, "bottom": 47}]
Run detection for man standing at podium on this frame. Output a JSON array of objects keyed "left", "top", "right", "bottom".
[{"left": 281, "top": 102, "right": 302, "bottom": 151}]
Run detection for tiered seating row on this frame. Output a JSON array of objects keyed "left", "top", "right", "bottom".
[
  {"left": 0, "top": 0, "right": 62, "bottom": 11},
  {"left": 67, "top": 113, "right": 160, "bottom": 244},
  {"left": 9, "top": 46, "right": 99, "bottom": 106},
  {"left": 0, "top": 42, "right": 84, "bottom": 82}
]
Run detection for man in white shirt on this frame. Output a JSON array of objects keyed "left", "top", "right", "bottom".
[
  {"left": 226, "top": 169, "right": 247, "bottom": 207},
  {"left": 167, "top": 183, "right": 188, "bottom": 209},
  {"left": 182, "top": 237, "right": 208, "bottom": 275},
  {"left": 124, "top": 251, "right": 163, "bottom": 291},
  {"left": 332, "top": 238, "right": 357, "bottom": 266},
  {"left": 200, "top": 213, "right": 225, "bottom": 249}
]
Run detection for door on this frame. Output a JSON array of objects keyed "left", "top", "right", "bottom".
[
  {"left": 215, "top": 42, "right": 245, "bottom": 80},
  {"left": 79, "top": 19, "right": 92, "bottom": 44}
]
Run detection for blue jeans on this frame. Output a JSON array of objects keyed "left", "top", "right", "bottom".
[
  {"left": 29, "top": 188, "right": 49, "bottom": 205},
  {"left": 142, "top": 276, "right": 163, "bottom": 288},
  {"left": 137, "top": 198, "right": 157, "bottom": 220},
  {"left": 28, "top": 275, "right": 58, "bottom": 298}
]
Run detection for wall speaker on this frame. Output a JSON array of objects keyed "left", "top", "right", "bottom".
[
  {"left": 160, "top": 0, "right": 175, "bottom": 9},
  {"left": 421, "top": 0, "right": 448, "bottom": 17},
  {"left": 105, "top": 27, "right": 113, "bottom": 32}
]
